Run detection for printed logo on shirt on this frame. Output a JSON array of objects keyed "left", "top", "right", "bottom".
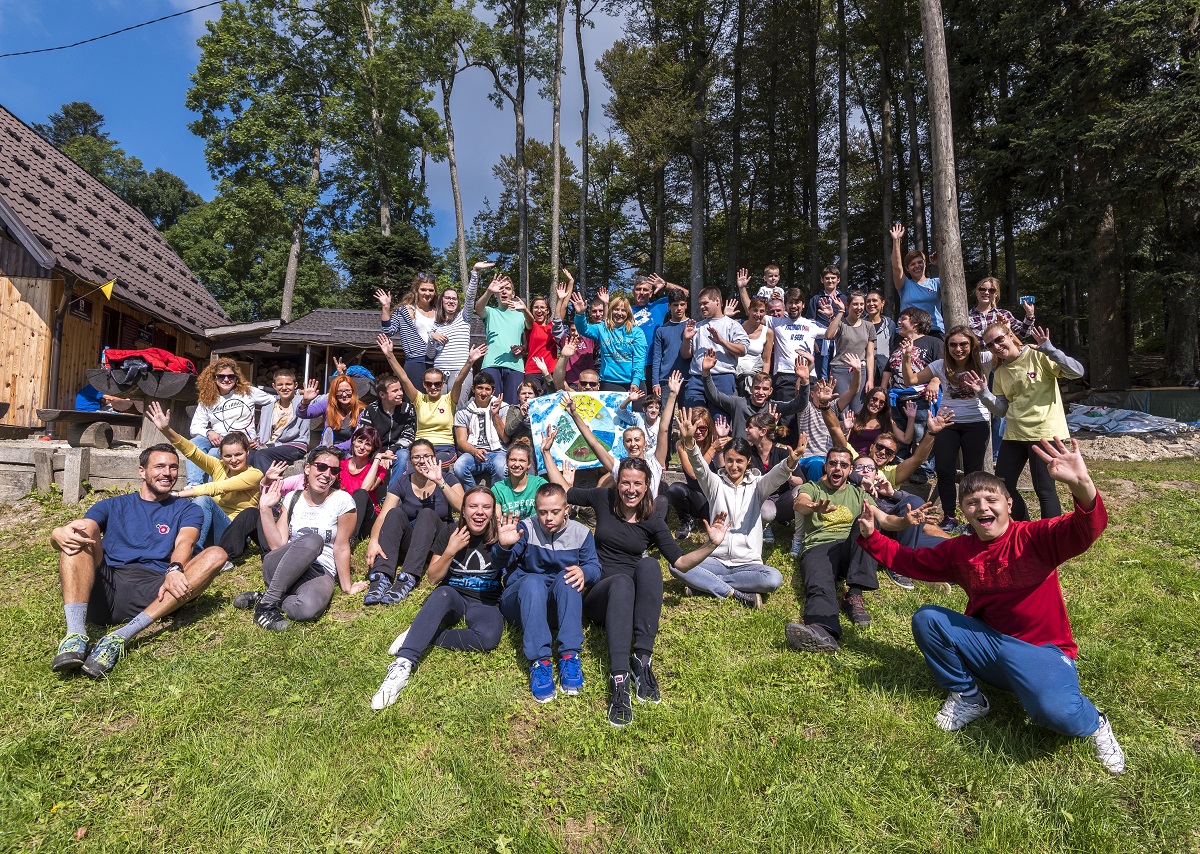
[
  {"left": 157, "top": 524, "right": 171, "bottom": 535},
  {"left": 1027, "top": 370, "right": 1037, "bottom": 380}
]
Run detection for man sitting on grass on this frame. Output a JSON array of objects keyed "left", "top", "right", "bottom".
[
  {"left": 49, "top": 444, "right": 228, "bottom": 678},
  {"left": 855, "top": 438, "right": 1126, "bottom": 775}
]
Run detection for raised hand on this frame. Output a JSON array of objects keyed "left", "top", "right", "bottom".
[
  {"left": 597, "top": 286, "right": 610, "bottom": 304},
  {"left": 561, "top": 267, "right": 575, "bottom": 285},
  {"left": 958, "top": 370, "right": 986, "bottom": 395},
  {"left": 927, "top": 409, "right": 955, "bottom": 434},
  {"left": 703, "top": 511, "right": 730, "bottom": 547},
  {"left": 903, "top": 399, "right": 918, "bottom": 419},
  {"left": 264, "top": 460, "right": 290, "bottom": 484},
  {"left": 560, "top": 458, "right": 576, "bottom": 488},
  {"left": 889, "top": 223, "right": 906, "bottom": 243},
  {"left": 487, "top": 275, "right": 508, "bottom": 294},
  {"left": 560, "top": 392, "right": 577, "bottom": 415},
  {"left": 376, "top": 333, "right": 394, "bottom": 356},
  {"left": 683, "top": 319, "right": 697, "bottom": 341},
  {"left": 570, "top": 290, "right": 586, "bottom": 315},
  {"left": 555, "top": 280, "right": 572, "bottom": 302},
  {"left": 857, "top": 501, "right": 876, "bottom": 538},
  {"left": 676, "top": 407, "right": 699, "bottom": 444},
  {"left": 497, "top": 511, "right": 523, "bottom": 547},
  {"left": 736, "top": 268, "right": 751, "bottom": 290},
  {"left": 1032, "top": 437, "right": 1091, "bottom": 487},
  {"left": 795, "top": 352, "right": 814, "bottom": 383},
  {"left": 469, "top": 343, "right": 488, "bottom": 363},
  {"left": 817, "top": 296, "right": 833, "bottom": 318},
  {"left": 831, "top": 294, "right": 845, "bottom": 313},
  {"left": 541, "top": 425, "right": 558, "bottom": 455},
  {"left": 446, "top": 524, "right": 473, "bottom": 555},
  {"left": 814, "top": 379, "right": 837, "bottom": 408},
  {"left": 724, "top": 298, "right": 740, "bottom": 318},
  {"left": 490, "top": 396, "right": 504, "bottom": 415},
  {"left": 667, "top": 370, "right": 684, "bottom": 395},
  {"left": 333, "top": 355, "right": 348, "bottom": 375},
  {"left": 1031, "top": 325, "right": 1051, "bottom": 346},
  {"left": 795, "top": 431, "right": 809, "bottom": 458},
  {"left": 473, "top": 259, "right": 496, "bottom": 272},
  {"left": 903, "top": 501, "right": 938, "bottom": 528},
  {"left": 258, "top": 478, "right": 282, "bottom": 511},
  {"left": 560, "top": 332, "right": 579, "bottom": 358},
  {"left": 506, "top": 295, "right": 527, "bottom": 313},
  {"left": 415, "top": 452, "right": 444, "bottom": 483},
  {"left": 373, "top": 288, "right": 393, "bottom": 312},
  {"left": 841, "top": 407, "right": 856, "bottom": 433},
  {"left": 146, "top": 400, "right": 170, "bottom": 431},
  {"left": 302, "top": 379, "right": 320, "bottom": 403},
  {"left": 1021, "top": 299, "right": 1036, "bottom": 318},
  {"left": 701, "top": 348, "right": 718, "bottom": 374},
  {"left": 899, "top": 336, "right": 913, "bottom": 360},
  {"left": 626, "top": 386, "right": 645, "bottom": 405},
  {"left": 714, "top": 415, "right": 731, "bottom": 438}
]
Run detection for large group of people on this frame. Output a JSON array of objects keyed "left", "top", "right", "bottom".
[{"left": 48, "top": 238, "right": 1125, "bottom": 775}]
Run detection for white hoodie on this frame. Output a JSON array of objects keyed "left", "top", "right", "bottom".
[{"left": 686, "top": 442, "right": 794, "bottom": 566}]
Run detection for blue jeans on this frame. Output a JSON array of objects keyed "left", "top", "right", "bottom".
[
  {"left": 386, "top": 448, "right": 411, "bottom": 488},
  {"left": 812, "top": 338, "right": 835, "bottom": 381},
  {"left": 185, "top": 435, "right": 219, "bottom": 486},
  {"left": 452, "top": 449, "right": 508, "bottom": 487},
  {"left": 671, "top": 557, "right": 783, "bottom": 599},
  {"left": 911, "top": 605, "right": 1100, "bottom": 737},
  {"left": 192, "top": 495, "right": 232, "bottom": 550},
  {"left": 500, "top": 570, "right": 584, "bottom": 662}
]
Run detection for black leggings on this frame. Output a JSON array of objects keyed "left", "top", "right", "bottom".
[
  {"left": 933, "top": 420, "right": 991, "bottom": 518},
  {"left": 351, "top": 489, "right": 378, "bottom": 544},
  {"left": 582, "top": 557, "right": 664, "bottom": 674},
  {"left": 218, "top": 507, "right": 268, "bottom": 561},
  {"left": 395, "top": 587, "right": 503, "bottom": 663},
  {"left": 995, "top": 439, "right": 1062, "bottom": 521},
  {"left": 371, "top": 507, "right": 451, "bottom": 581},
  {"left": 667, "top": 479, "right": 709, "bottom": 524}
]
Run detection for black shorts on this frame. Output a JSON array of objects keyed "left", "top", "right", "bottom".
[{"left": 87, "top": 562, "right": 164, "bottom": 625}]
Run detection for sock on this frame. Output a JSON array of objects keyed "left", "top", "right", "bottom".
[
  {"left": 112, "top": 610, "right": 154, "bottom": 643},
  {"left": 958, "top": 685, "right": 986, "bottom": 705},
  {"left": 848, "top": 585, "right": 865, "bottom": 597},
  {"left": 64, "top": 602, "right": 89, "bottom": 637}
]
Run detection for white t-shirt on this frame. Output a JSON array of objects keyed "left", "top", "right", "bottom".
[
  {"left": 606, "top": 453, "right": 664, "bottom": 496},
  {"left": 927, "top": 352, "right": 995, "bottom": 423},
  {"left": 286, "top": 490, "right": 356, "bottom": 576},
  {"left": 689, "top": 317, "right": 750, "bottom": 375},
  {"left": 768, "top": 315, "right": 823, "bottom": 375}
]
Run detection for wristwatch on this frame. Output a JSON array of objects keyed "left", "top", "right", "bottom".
[{"left": 167, "top": 562, "right": 183, "bottom": 574}]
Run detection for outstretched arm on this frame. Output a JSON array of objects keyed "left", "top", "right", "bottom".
[
  {"left": 377, "top": 334, "right": 419, "bottom": 402},
  {"left": 451, "top": 344, "right": 488, "bottom": 402},
  {"left": 889, "top": 223, "right": 906, "bottom": 290}
]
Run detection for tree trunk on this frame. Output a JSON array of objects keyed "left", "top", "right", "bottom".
[
  {"left": 281, "top": 140, "right": 321, "bottom": 322},
  {"left": 880, "top": 34, "right": 896, "bottom": 310},
  {"left": 837, "top": 0, "right": 849, "bottom": 283},
  {"left": 917, "top": 0, "right": 967, "bottom": 328},
  {"left": 442, "top": 77, "right": 469, "bottom": 290},
  {"left": 515, "top": 0, "right": 530, "bottom": 300},
  {"left": 360, "top": 1, "right": 390, "bottom": 237},
  {"left": 806, "top": 0, "right": 822, "bottom": 291},
  {"left": 653, "top": 166, "right": 665, "bottom": 276},
  {"left": 725, "top": 0, "right": 746, "bottom": 288},
  {"left": 1084, "top": 187, "right": 1129, "bottom": 387},
  {"left": 902, "top": 35, "right": 927, "bottom": 255},
  {"left": 575, "top": 0, "right": 591, "bottom": 293},
  {"left": 690, "top": 98, "right": 706, "bottom": 313},
  {"left": 549, "top": 0, "right": 566, "bottom": 298}
]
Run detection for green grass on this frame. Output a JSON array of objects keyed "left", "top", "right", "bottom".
[{"left": 1, "top": 462, "right": 1198, "bottom": 852}]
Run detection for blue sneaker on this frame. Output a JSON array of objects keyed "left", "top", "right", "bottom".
[
  {"left": 380, "top": 572, "right": 417, "bottom": 604},
  {"left": 530, "top": 659, "right": 557, "bottom": 703},
  {"left": 80, "top": 633, "right": 125, "bottom": 679},
  {"left": 52, "top": 633, "right": 89, "bottom": 672},
  {"left": 362, "top": 571, "right": 391, "bottom": 606},
  {"left": 558, "top": 652, "right": 584, "bottom": 696}
]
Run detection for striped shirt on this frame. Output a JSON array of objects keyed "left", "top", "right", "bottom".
[{"left": 382, "top": 271, "right": 482, "bottom": 366}]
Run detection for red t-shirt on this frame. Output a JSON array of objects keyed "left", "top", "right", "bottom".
[
  {"left": 859, "top": 494, "right": 1107, "bottom": 658},
  {"left": 525, "top": 321, "right": 558, "bottom": 375},
  {"left": 339, "top": 458, "right": 384, "bottom": 513}
]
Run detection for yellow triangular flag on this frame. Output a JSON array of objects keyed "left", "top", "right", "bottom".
[{"left": 100, "top": 280, "right": 114, "bottom": 300}]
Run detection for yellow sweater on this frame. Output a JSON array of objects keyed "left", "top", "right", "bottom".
[{"left": 176, "top": 436, "right": 263, "bottom": 518}]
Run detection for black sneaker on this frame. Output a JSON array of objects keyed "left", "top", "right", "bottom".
[
  {"left": 675, "top": 518, "right": 694, "bottom": 540},
  {"left": 382, "top": 572, "right": 417, "bottom": 603},
  {"left": 607, "top": 672, "right": 634, "bottom": 727},
  {"left": 883, "top": 569, "right": 916, "bottom": 591},
  {"left": 629, "top": 654, "right": 661, "bottom": 704},
  {"left": 232, "top": 590, "right": 263, "bottom": 610},
  {"left": 784, "top": 621, "right": 840, "bottom": 653},
  {"left": 729, "top": 589, "right": 763, "bottom": 609},
  {"left": 362, "top": 571, "right": 392, "bottom": 606},
  {"left": 841, "top": 592, "right": 871, "bottom": 627},
  {"left": 253, "top": 602, "right": 291, "bottom": 632}
]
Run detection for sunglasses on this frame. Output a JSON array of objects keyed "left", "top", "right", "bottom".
[
  {"left": 947, "top": 341, "right": 972, "bottom": 349},
  {"left": 853, "top": 465, "right": 876, "bottom": 473},
  {"left": 309, "top": 461, "right": 339, "bottom": 474},
  {"left": 579, "top": 382, "right": 600, "bottom": 389},
  {"left": 424, "top": 381, "right": 445, "bottom": 389},
  {"left": 977, "top": 287, "right": 997, "bottom": 294},
  {"left": 872, "top": 442, "right": 897, "bottom": 458},
  {"left": 215, "top": 374, "right": 237, "bottom": 381},
  {"left": 982, "top": 337, "right": 1008, "bottom": 349}
]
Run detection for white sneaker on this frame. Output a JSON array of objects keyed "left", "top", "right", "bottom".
[
  {"left": 371, "top": 657, "right": 412, "bottom": 710},
  {"left": 935, "top": 690, "right": 991, "bottom": 731},
  {"left": 1090, "top": 714, "right": 1126, "bottom": 775},
  {"left": 219, "top": 560, "right": 234, "bottom": 574},
  {"left": 387, "top": 626, "right": 411, "bottom": 656}
]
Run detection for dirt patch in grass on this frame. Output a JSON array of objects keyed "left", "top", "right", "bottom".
[
  {"left": 1096, "top": 478, "right": 1145, "bottom": 505},
  {"left": 1074, "top": 432, "right": 1200, "bottom": 462},
  {"left": 1156, "top": 480, "right": 1200, "bottom": 492},
  {"left": 557, "top": 812, "right": 609, "bottom": 854}
]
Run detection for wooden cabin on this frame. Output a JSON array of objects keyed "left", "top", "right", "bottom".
[{"left": 0, "top": 104, "right": 229, "bottom": 433}]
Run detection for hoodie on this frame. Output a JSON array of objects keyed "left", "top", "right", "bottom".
[{"left": 497, "top": 516, "right": 602, "bottom": 585}]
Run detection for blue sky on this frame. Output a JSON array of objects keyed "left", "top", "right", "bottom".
[{"left": 0, "top": 0, "right": 623, "bottom": 251}]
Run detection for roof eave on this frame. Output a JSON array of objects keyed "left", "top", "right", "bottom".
[{"left": 0, "top": 194, "right": 56, "bottom": 270}]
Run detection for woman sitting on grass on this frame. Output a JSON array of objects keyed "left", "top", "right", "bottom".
[
  {"left": 371, "top": 487, "right": 511, "bottom": 710},
  {"left": 491, "top": 440, "right": 547, "bottom": 520},
  {"left": 541, "top": 447, "right": 731, "bottom": 727},
  {"left": 341, "top": 425, "right": 393, "bottom": 543},
  {"left": 670, "top": 408, "right": 802, "bottom": 607},
  {"left": 233, "top": 447, "right": 367, "bottom": 631},
  {"left": 147, "top": 401, "right": 263, "bottom": 549}
]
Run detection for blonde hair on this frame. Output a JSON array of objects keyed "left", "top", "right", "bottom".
[{"left": 606, "top": 296, "right": 636, "bottom": 334}]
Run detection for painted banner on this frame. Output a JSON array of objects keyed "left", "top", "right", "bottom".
[{"left": 528, "top": 391, "right": 643, "bottom": 473}]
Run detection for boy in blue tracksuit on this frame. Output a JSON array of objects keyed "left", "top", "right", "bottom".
[{"left": 498, "top": 482, "right": 602, "bottom": 703}]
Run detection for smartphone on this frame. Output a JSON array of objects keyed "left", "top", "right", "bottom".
[{"left": 1019, "top": 295, "right": 1036, "bottom": 306}]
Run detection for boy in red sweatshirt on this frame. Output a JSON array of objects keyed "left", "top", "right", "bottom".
[{"left": 856, "top": 437, "right": 1125, "bottom": 774}]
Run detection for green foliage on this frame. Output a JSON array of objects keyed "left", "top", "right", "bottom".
[
  {"left": 335, "top": 224, "right": 436, "bottom": 308},
  {"left": 1, "top": 463, "right": 1199, "bottom": 850}
]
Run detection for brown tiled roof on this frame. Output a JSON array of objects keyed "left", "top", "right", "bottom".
[
  {"left": 0, "top": 103, "right": 229, "bottom": 336},
  {"left": 264, "top": 309, "right": 381, "bottom": 348}
]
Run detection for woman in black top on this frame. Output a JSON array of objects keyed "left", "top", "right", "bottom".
[
  {"left": 544, "top": 453, "right": 729, "bottom": 727},
  {"left": 371, "top": 486, "right": 509, "bottom": 709},
  {"left": 363, "top": 439, "right": 464, "bottom": 605}
]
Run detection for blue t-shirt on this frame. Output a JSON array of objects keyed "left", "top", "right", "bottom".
[
  {"left": 84, "top": 493, "right": 204, "bottom": 573},
  {"left": 75, "top": 384, "right": 105, "bottom": 412},
  {"left": 900, "top": 277, "right": 944, "bottom": 332},
  {"left": 631, "top": 297, "right": 670, "bottom": 374}
]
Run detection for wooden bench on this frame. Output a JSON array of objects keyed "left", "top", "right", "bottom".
[{"left": 37, "top": 409, "right": 144, "bottom": 448}]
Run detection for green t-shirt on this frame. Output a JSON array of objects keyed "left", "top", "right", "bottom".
[
  {"left": 491, "top": 475, "right": 548, "bottom": 520},
  {"left": 797, "top": 480, "right": 873, "bottom": 551},
  {"left": 482, "top": 305, "right": 526, "bottom": 370}
]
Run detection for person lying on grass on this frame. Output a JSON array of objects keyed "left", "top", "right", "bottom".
[
  {"left": 50, "top": 444, "right": 227, "bottom": 679},
  {"left": 371, "top": 487, "right": 509, "bottom": 710},
  {"left": 232, "top": 447, "right": 368, "bottom": 631},
  {"left": 854, "top": 437, "right": 1126, "bottom": 775}
]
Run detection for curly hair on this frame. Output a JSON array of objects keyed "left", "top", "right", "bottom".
[
  {"left": 326, "top": 375, "right": 365, "bottom": 432},
  {"left": 197, "top": 359, "right": 250, "bottom": 407}
]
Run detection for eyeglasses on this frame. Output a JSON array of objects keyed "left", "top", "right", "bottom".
[
  {"left": 215, "top": 374, "right": 236, "bottom": 381},
  {"left": 309, "top": 461, "right": 338, "bottom": 474},
  {"left": 411, "top": 454, "right": 436, "bottom": 463},
  {"left": 872, "top": 442, "right": 897, "bottom": 458},
  {"left": 947, "top": 341, "right": 972, "bottom": 349}
]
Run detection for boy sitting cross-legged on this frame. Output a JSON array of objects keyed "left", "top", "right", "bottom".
[
  {"left": 498, "top": 482, "right": 602, "bottom": 703},
  {"left": 856, "top": 437, "right": 1126, "bottom": 775}
]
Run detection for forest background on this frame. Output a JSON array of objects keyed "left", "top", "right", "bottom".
[{"left": 21, "top": 0, "right": 1200, "bottom": 386}]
